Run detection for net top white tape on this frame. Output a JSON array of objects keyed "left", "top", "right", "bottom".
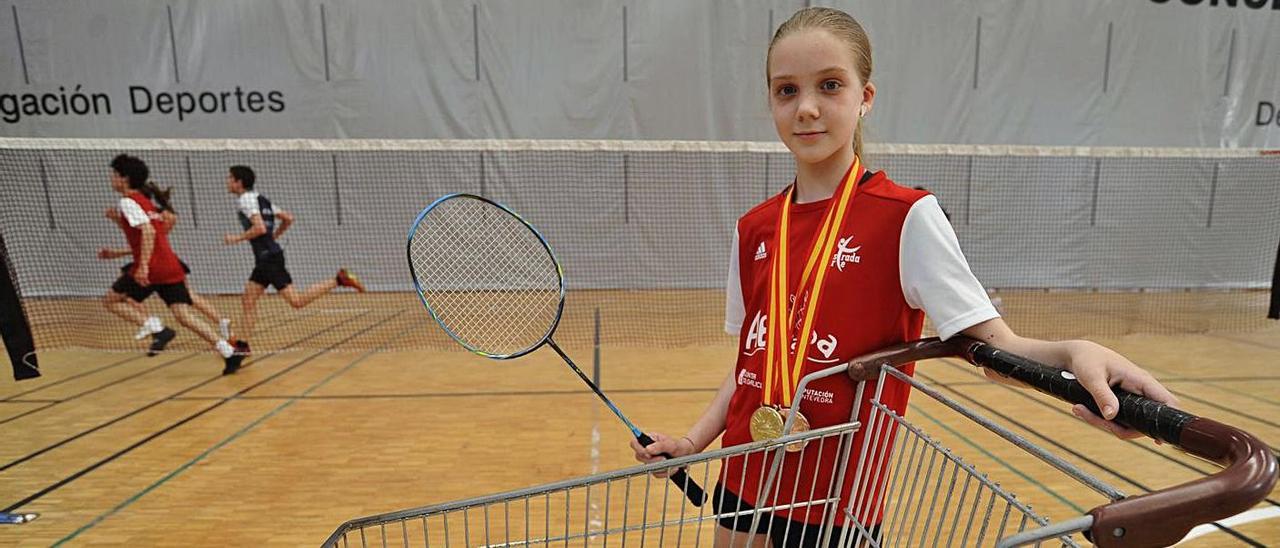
[{"left": 0, "top": 137, "right": 1273, "bottom": 158}]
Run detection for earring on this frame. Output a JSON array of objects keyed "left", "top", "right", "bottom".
[{"left": 859, "top": 105, "right": 868, "bottom": 118}]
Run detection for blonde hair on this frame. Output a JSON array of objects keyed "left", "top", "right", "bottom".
[{"left": 767, "top": 7, "right": 873, "bottom": 160}]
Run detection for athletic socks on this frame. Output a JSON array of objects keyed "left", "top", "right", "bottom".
[
  {"left": 218, "top": 339, "right": 246, "bottom": 375},
  {"left": 215, "top": 339, "right": 235, "bottom": 359},
  {"left": 218, "top": 318, "right": 232, "bottom": 340},
  {"left": 134, "top": 315, "right": 164, "bottom": 340}
]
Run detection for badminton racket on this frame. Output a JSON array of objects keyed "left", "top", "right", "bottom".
[{"left": 407, "top": 193, "right": 707, "bottom": 507}]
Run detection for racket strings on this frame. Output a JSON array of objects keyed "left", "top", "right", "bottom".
[{"left": 410, "top": 197, "right": 561, "bottom": 356}]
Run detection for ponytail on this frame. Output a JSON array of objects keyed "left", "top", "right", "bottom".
[{"left": 141, "top": 181, "right": 176, "bottom": 214}]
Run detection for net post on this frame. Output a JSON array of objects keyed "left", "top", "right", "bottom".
[{"left": 593, "top": 306, "right": 601, "bottom": 386}]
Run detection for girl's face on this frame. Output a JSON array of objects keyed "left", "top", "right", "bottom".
[
  {"left": 767, "top": 29, "right": 874, "bottom": 166},
  {"left": 109, "top": 169, "right": 129, "bottom": 194}
]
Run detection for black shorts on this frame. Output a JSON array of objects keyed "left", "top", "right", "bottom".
[
  {"left": 122, "top": 261, "right": 191, "bottom": 275},
  {"left": 713, "top": 485, "right": 881, "bottom": 548},
  {"left": 249, "top": 252, "right": 293, "bottom": 290},
  {"left": 111, "top": 275, "right": 193, "bottom": 306}
]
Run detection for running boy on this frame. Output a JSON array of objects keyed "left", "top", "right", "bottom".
[{"left": 223, "top": 165, "right": 365, "bottom": 356}]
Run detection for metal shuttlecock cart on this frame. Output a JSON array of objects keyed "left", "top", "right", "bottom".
[{"left": 323, "top": 337, "right": 1276, "bottom": 548}]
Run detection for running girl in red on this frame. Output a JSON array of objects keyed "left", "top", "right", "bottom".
[
  {"left": 103, "top": 190, "right": 232, "bottom": 346},
  {"left": 100, "top": 154, "right": 243, "bottom": 374}
]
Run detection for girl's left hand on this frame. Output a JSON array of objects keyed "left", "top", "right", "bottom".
[{"left": 1063, "top": 340, "right": 1179, "bottom": 439}]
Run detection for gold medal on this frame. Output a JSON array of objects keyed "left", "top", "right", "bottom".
[
  {"left": 784, "top": 410, "right": 810, "bottom": 453},
  {"left": 750, "top": 406, "right": 785, "bottom": 442}
]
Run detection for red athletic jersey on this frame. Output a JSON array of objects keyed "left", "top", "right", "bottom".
[
  {"left": 120, "top": 192, "right": 186, "bottom": 285},
  {"left": 722, "top": 171, "right": 929, "bottom": 526}
]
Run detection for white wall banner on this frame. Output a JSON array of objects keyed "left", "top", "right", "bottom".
[{"left": 1, "top": 0, "right": 1277, "bottom": 147}]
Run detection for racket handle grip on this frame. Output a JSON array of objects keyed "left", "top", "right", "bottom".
[
  {"left": 637, "top": 433, "right": 708, "bottom": 507},
  {"left": 966, "top": 343, "right": 1195, "bottom": 445}
]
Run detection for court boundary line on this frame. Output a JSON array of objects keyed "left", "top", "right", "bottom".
[
  {"left": 1037, "top": 299, "right": 1280, "bottom": 420},
  {"left": 168, "top": 386, "right": 722, "bottom": 401},
  {"left": 1165, "top": 378, "right": 1280, "bottom": 411},
  {"left": 0, "top": 312, "right": 362, "bottom": 474},
  {"left": 1034, "top": 299, "right": 1280, "bottom": 430},
  {"left": 0, "top": 309, "right": 327, "bottom": 427},
  {"left": 1050, "top": 296, "right": 1280, "bottom": 354},
  {"left": 0, "top": 310, "right": 377, "bottom": 512},
  {"left": 11, "top": 302, "right": 351, "bottom": 368},
  {"left": 0, "top": 352, "right": 202, "bottom": 427},
  {"left": 51, "top": 310, "right": 411, "bottom": 546},
  {"left": 1163, "top": 376, "right": 1280, "bottom": 383},
  {"left": 0, "top": 353, "right": 143, "bottom": 401},
  {"left": 1164, "top": 387, "right": 1280, "bottom": 430},
  {"left": 916, "top": 375, "right": 1280, "bottom": 454},
  {"left": 147, "top": 375, "right": 1280, "bottom": 402}
]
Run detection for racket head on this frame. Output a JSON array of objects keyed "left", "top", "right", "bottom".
[{"left": 407, "top": 193, "right": 565, "bottom": 359}]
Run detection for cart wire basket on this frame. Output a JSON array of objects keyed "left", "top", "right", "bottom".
[{"left": 323, "top": 337, "right": 1277, "bottom": 547}]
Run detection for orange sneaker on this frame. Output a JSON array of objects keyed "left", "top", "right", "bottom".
[{"left": 336, "top": 268, "right": 366, "bottom": 292}]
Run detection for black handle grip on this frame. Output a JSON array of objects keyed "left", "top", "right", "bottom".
[
  {"left": 637, "top": 433, "right": 708, "bottom": 507},
  {"left": 967, "top": 343, "right": 1196, "bottom": 445}
]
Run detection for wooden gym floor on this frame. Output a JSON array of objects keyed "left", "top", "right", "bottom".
[{"left": 0, "top": 294, "right": 1277, "bottom": 546}]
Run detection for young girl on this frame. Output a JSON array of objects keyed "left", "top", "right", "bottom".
[
  {"left": 100, "top": 154, "right": 244, "bottom": 374},
  {"left": 631, "top": 7, "right": 1176, "bottom": 548},
  {"left": 103, "top": 187, "right": 232, "bottom": 346}
]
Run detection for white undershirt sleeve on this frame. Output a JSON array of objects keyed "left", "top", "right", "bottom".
[
  {"left": 118, "top": 197, "right": 150, "bottom": 228},
  {"left": 237, "top": 192, "right": 260, "bottom": 218},
  {"left": 724, "top": 227, "right": 744, "bottom": 336},
  {"left": 899, "top": 196, "right": 999, "bottom": 340}
]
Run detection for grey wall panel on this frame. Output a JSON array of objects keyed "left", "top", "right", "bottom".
[{"left": 2, "top": 1, "right": 1277, "bottom": 147}]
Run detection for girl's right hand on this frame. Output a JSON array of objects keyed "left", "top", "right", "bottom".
[
  {"left": 630, "top": 432, "right": 697, "bottom": 463},
  {"left": 630, "top": 432, "right": 698, "bottom": 479}
]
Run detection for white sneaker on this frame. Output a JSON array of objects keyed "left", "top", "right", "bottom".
[
  {"left": 219, "top": 318, "right": 232, "bottom": 341},
  {"left": 135, "top": 316, "right": 163, "bottom": 340}
]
